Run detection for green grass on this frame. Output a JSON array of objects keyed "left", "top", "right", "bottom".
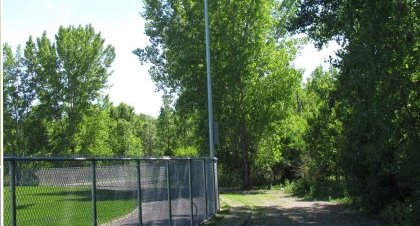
[
  {"left": 273, "top": 179, "right": 349, "bottom": 203},
  {"left": 204, "top": 190, "right": 284, "bottom": 225},
  {"left": 222, "top": 191, "right": 280, "bottom": 207},
  {"left": 222, "top": 190, "right": 285, "bottom": 217},
  {"left": 4, "top": 186, "right": 137, "bottom": 226}
]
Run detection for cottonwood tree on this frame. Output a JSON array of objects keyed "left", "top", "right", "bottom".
[
  {"left": 135, "top": 0, "right": 302, "bottom": 188},
  {"left": 3, "top": 44, "right": 37, "bottom": 156},
  {"left": 20, "top": 25, "right": 115, "bottom": 156}
]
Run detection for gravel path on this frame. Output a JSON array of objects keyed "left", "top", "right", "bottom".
[{"left": 212, "top": 190, "right": 378, "bottom": 226}]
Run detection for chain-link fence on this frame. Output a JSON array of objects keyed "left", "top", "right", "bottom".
[{"left": 3, "top": 157, "right": 219, "bottom": 226}]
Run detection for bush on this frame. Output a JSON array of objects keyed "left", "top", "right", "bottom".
[
  {"left": 218, "top": 164, "right": 242, "bottom": 189},
  {"left": 380, "top": 201, "right": 414, "bottom": 226},
  {"left": 173, "top": 146, "right": 198, "bottom": 157}
]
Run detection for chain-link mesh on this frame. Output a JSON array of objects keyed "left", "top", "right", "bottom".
[
  {"left": 169, "top": 160, "right": 191, "bottom": 226},
  {"left": 4, "top": 157, "right": 219, "bottom": 226},
  {"left": 96, "top": 160, "right": 137, "bottom": 226},
  {"left": 13, "top": 161, "right": 92, "bottom": 226},
  {"left": 206, "top": 159, "right": 216, "bottom": 217},
  {"left": 214, "top": 159, "right": 220, "bottom": 211},
  {"left": 140, "top": 160, "right": 169, "bottom": 226},
  {"left": 4, "top": 162, "right": 11, "bottom": 226},
  {"left": 191, "top": 159, "right": 206, "bottom": 225}
]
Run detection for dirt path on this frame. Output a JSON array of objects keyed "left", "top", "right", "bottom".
[
  {"left": 211, "top": 190, "right": 378, "bottom": 226},
  {"left": 100, "top": 190, "right": 378, "bottom": 226}
]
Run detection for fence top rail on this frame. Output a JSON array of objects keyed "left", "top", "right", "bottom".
[{"left": 4, "top": 156, "right": 218, "bottom": 162}]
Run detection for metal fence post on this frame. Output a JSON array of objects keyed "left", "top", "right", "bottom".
[
  {"left": 212, "top": 158, "right": 217, "bottom": 213},
  {"left": 91, "top": 159, "right": 97, "bottom": 226},
  {"left": 136, "top": 159, "right": 143, "bottom": 226},
  {"left": 188, "top": 159, "right": 194, "bottom": 226},
  {"left": 203, "top": 159, "right": 208, "bottom": 219},
  {"left": 166, "top": 160, "right": 172, "bottom": 226},
  {"left": 9, "top": 160, "right": 17, "bottom": 226},
  {"left": 215, "top": 159, "right": 220, "bottom": 211}
]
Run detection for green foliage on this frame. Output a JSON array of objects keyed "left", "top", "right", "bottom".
[
  {"left": 279, "top": 178, "right": 308, "bottom": 196},
  {"left": 218, "top": 164, "right": 243, "bottom": 188},
  {"left": 297, "top": 67, "right": 345, "bottom": 198},
  {"left": 339, "top": 1, "right": 418, "bottom": 214},
  {"left": 381, "top": 200, "right": 415, "bottom": 226},
  {"left": 5, "top": 5, "right": 418, "bottom": 225},
  {"left": 136, "top": 113, "right": 159, "bottom": 156},
  {"left": 291, "top": 0, "right": 419, "bottom": 223},
  {"left": 109, "top": 103, "right": 143, "bottom": 157},
  {"left": 74, "top": 106, "right": 112, "bottom": 156},
  {"left": 136, "top": 0, "right": 303, "bottom": 188},
  {"left": 22, "top": 107, "right": 51, "bottom": 156},
  {"left": 3, "top": 25, "right": 161, "bottom": 158},
  {"left": 173, "top": 146, "right": 198, "bottom": 157},
  {"left": 254, "top": 114, "right": 307, "bottom": 185},
  {"left": 156, "top": 95, "right": 177, "bottom": 156},
  {"left": 3, "top": 44, "right": 37, "bottom": 156},
  {"left": 3, "top": 25, "right": 116, "bottom": 156}
]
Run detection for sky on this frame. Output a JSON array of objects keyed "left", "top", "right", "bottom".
[{"left": 3, "top": 0, "right": 339, "bottom": 117}]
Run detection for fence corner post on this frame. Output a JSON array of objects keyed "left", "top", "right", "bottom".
[
  {"left": 203, "top": 159, "right": 208, "bottom": 219},
  {"left": 216, "top": 159, "right": 220, "bottom": 211},
  {"left": 166, "top": 160, "right": 172, "bottom": 226},
  {"left": 91, "top": 159, "right": 97, "bottom": 226},
  {"left": 213, "top": 158, "right": 217, "bottom": 214},
  {"left": 136, "top": 159, "right": 143, "bottom": 226},
  {"left": 188, "top": 158, "right": 194, "bottom": 226}
]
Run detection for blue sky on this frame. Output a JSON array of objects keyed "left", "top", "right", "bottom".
[{"left": 3, "top": 0, "right": 339, "bottom": 117}]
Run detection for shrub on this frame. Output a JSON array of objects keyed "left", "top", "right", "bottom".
[
  {"left": 218, "top": 164, "right": 242, "bottom": 189},
  {"left": 380, "top": 201, "right": 414, "bottom": 226},
  {"left": 173, "top": 146, "right": 198, "bottom": 157}
]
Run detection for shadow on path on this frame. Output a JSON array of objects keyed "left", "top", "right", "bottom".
[
  {"left": 211, "top": 191, "right": 378, "bottom": 226},
  {"left": 248, "top": 203, "right": 378, "bottom": 226}
]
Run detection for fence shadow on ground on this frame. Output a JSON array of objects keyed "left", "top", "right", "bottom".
[
  {"left": 249, "top": 205, "right": 378, "bottom": 226},
  {"left": 33, "top": 189, "right": 135, "bottom": 202},
  {"left": 28, "top": 186, "right": 195, "bottom": 203}
]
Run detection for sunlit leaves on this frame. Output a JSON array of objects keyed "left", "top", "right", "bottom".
[{"left": 136, "top": 0, "right": 303, "bottom": 187}]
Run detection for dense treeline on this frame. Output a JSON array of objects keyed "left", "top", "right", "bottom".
[
  {"left": 137, "top": 0, "right": 419, "bottom": 225},
  {"left": 291, "top": 1, "right": 419, "bottom": 224},
  {"left": 136, "top": 0, "right": 303, "bottom": 189},
  {"left": 4, "top": 1, "right": 419, "bottom": 225},
  {"left": 3, "top": 25, "right": 198, "bottom": 158}
]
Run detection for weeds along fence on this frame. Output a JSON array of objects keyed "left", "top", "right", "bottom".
[{"left": 3, "top": 157, "right": 219, "bottom": 226}]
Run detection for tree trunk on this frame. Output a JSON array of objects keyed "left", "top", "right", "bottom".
[{"left": 240, "top": 126, "right": 250, "bottom": 189}]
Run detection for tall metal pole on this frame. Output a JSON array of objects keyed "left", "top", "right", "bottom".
[{"left": 204, "top": 0, "right": 215, "bottom": 158}]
